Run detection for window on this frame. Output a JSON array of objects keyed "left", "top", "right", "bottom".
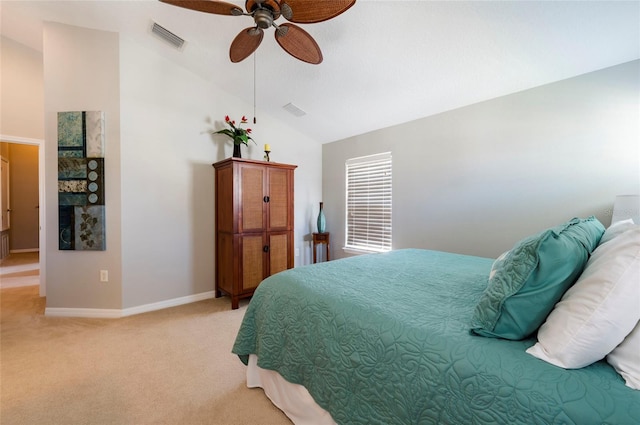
[{"left": 345, "top": 152, "right": 392, "bottom": 253}]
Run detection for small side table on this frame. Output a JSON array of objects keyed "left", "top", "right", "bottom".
[{"left": 312, "top": 232, "right": 330, "bottom": 263}]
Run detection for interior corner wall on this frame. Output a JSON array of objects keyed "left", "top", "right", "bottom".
[
  {"left": 323, "top": 60, "right": 640, "bottom": 260},
  {"left": 43, "top": 22, "right": 122, "bottom": 309}
]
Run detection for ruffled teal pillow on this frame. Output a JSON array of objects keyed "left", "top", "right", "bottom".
[{"left": 470, "top": 217, "right": 605, "bottom": 340}]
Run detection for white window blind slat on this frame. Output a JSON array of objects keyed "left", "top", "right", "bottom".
[{"left": 345, "top": 152, "right": 392, "bottom": 253}]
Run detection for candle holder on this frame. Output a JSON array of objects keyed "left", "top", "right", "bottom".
[{"left": 264, "top": 150, "right": 271, "bottom": 162}]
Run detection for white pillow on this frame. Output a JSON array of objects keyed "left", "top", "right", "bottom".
[
  {"left": 526, "top": 226, "right": 640, "bottom": 368},
  {"left": 600, "top": 218, "right": 636, "bottom": 245},
  {"left": 608, "top": 320, "right": 640, "bottom": 390}
]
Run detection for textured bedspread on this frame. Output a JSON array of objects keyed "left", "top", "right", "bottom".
[{"left": 232, "top": 249, "right": 640, "bottom": 424}]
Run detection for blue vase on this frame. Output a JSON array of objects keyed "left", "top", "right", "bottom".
[{"left": 317, "top": 202, "right": 326, "bottom": 233}]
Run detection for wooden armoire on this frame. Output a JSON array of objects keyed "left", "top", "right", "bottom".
[{"left": 213, "top": 157, "right": 297, "bottom": 309}]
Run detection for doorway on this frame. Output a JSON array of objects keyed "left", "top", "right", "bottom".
[{"left": 0, "top": 136, "right": 45, "bottom": 296}]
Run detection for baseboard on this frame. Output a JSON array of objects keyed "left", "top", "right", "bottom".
[
  {"left": 44, "top": 307, "right": 123, "bottom": 319},
  {"left": 122, "top": 291, "right": 215, "bottom": 317},
  {"left": 44, "top": 291, "right": 216, "bottom": 318}
]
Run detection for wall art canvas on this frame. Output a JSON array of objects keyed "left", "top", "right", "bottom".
[{"left": 58, "top": 111, "right": 106, "bottom": 250}]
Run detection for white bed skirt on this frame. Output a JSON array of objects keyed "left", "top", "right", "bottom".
[{"left": 247, "top": 354, "right": 337, "bottom": 425}]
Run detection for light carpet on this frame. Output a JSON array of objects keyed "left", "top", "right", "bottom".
[
  {"left": 0, "top": 285, "right": 291, "bottom": 424},
  {"left": 0, "top": 252, "right": 40, "bottom": 289}
]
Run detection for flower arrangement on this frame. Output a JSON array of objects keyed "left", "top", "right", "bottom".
[{"left": 212, "top": 115, "right": 256, "bottom": 146}]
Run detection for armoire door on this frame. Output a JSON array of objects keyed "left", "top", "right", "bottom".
[
  {"left": 268, "top": 231, "right": 290, "bottom": 275},
  {"left": 267, "top": 167, "right": 292, "bottom": 232},
  {"left": 240, "top": 233, "right": 266, "bottom": 293},
  {"left": 239, "top": 163, "right": 266, "bottom": 233}
]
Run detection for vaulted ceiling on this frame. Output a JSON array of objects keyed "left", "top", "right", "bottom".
[{"left": 2, "top": 0, "right": 638, "bottom": 143}]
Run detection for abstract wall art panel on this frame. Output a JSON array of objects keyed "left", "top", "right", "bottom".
[
  {"left": 74, "top": 205, "right": 106, "bottom": 250},
  {"left": 85, "top": 111, "right": 106, "bottom": 157},
  {"left": 58, "top": 111, "right": 106, "bottom": 250},
  {"left": 58, "top": 112, "right": 85, "bottom": 149},
  {"left": 58, "top": 158, "right": 87, "bottom": 180}
]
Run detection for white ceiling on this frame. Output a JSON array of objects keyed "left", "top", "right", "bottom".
[{"left": 2, "top": 0, "right": 639, "bottom": 144}]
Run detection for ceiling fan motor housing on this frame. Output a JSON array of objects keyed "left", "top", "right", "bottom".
[
  {"left": 247, "top": 0, "right": 282, "bottom": 27},
  {"left": 254, "top": 9, "right": 273, "bottom": 29}
]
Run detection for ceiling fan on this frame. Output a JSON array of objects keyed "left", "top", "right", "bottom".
[{"left": 159, "top": 0, "right": 356, "bottom": 64}]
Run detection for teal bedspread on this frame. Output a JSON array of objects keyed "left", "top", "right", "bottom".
[{"left": 232, "top": 249, "right": 640, "bottom": 424}]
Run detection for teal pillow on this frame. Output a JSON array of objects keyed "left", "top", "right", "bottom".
[{"left": 470, "top": 217, "right": 605, "bottom": 340}]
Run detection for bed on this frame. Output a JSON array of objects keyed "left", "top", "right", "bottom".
[{"left": 232, "top": 219, "right": 640, "bottom": 424}]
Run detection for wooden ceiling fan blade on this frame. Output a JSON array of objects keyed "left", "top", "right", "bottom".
[
  {"left": 159, "top": 0, "right": 242, "bottom": 15},
  {"left": 275, "top": 23, "right": 322, "bottom": 64},
  {"left": 230, "top": 27, "right": 264, "bottom": 63},
  {"left": 280, "top": 0, "right": 355, "bottom": 23}
]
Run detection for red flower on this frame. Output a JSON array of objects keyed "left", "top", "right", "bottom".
[{"left": 212, "top": 115, "right": 256, "bottom": 147}]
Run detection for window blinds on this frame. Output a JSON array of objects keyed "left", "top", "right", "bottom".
[{"left": 345, "top": 152, "right": 392, "bottom": 252}]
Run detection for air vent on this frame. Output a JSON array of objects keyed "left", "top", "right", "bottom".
[
  {"left": 151, "top": 22, "right": 185, "bottom": 50},
  {"left": 283, "top": 102, "right": 306, "bottom": 117}
]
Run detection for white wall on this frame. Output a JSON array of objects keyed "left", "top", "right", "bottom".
[
  {"left": 323, "top": 60, "right": 640, "bottom": 260},
  {"left": 0, "top": 37, "right": 44, "bottom": 139},
  {"left": 1, "top": 36, "right": 45, "bottom": 294}
]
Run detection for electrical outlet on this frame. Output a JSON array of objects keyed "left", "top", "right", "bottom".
[
  {"left": 295, "top": 248, "right": 300, "bottom": 257},
  {"left": 100, "top": 270, "right": 108, "bottom": 282}
]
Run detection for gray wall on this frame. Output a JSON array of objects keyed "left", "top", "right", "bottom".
[
  {"left": 323, "top": 60, "right": 640, "bottom": 260},
  {"left": 117, "top": 35, "right": 322, "bottom": 309},
  {"left": 43, "top": 23, "right": 123, "bottom": 309},
  {"left": 5, "top": 22, "right": 637, "bottom": 312},
  {"left": 35, "top": 23, "right": 321, "bottom": 313}
]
